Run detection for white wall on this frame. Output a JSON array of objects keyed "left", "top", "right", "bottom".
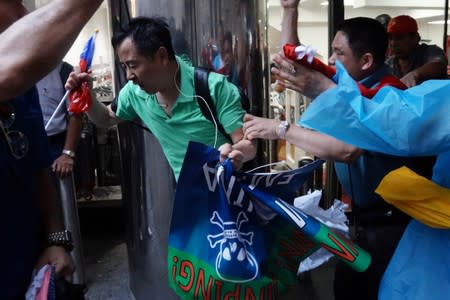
[
  {"left": 63, "top": 5, "right": 113, "bottom": 69},
  {"left": 24, "top": 1, "right": 114, "bottom": 71}
]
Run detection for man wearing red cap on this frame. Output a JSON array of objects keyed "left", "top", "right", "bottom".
[{"left": 386, "top": 15, "right": 447, "bottom": 87}]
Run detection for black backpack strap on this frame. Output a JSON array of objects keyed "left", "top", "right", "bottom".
[{"left": 194, "top": 67, "right": 232, "bottom": 142}]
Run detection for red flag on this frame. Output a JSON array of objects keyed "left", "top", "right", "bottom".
[{"left": 283, "top": 43, "right": 406, "bottom": 98}]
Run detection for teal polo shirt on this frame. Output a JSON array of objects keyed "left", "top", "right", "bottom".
[{"left": 116, "top": 56, "right": 244, "bottom": 180}]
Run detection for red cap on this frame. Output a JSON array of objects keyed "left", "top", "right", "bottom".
[{"left": 387, "top": 15, "right": 418, "bottom": 35}]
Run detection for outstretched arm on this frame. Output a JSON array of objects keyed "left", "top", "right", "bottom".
[
  {"left": 401, "top": 61, "right": 448, "bottom": 88},
  {"left": 65, "top": 71, "right": 120, "bottom": 128},
  {"left": 280, "top": 0, "right": 301, "bottom": 46},
  {"left": 243, "top": 114, "right": 361, "bottom": 163},
  {"left": 272, "top": 54, "right": 336, "bottom": 99},
  {"left": 219, "top": 128, "right": 257, "bottom": 170},
  {"left": 0, "top": 0, "right": 103, "bottom": 101},
  {"left": 34, "top": 169, "right": 74, "bottom": 279}
]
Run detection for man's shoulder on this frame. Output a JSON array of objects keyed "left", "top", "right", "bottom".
[
  {"left": 419, "top": 43, "right": 442, "bottom": 50},
  {"left": 418, "top": 43, "right": 446, "bottom": 56}
]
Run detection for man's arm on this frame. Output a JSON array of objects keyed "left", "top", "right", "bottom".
[
  {"left": 219, "top": 128, "right": 257, "bottom": 170},
  {"left": 401, "top": 45, "right": 448, "bottom": 87},
  {"left": 299, "top": 68, "right": 450, "bottom": 157},
  {"left": 63, "top": 114, "right": 82, "bottom": 154},
  {"left": 36, "top": 169, "right": 64, "bottom": 236},
  {"left": 280, "top": 0, "right": 301, "bottom": 46},
  {"left": 52, "top": 114, "right": 82, "bottom": 178},
  {"left": 283, "top": 123, "right": 362, "bottom": 162},
  {"left": 243, "top": 114, "right": 361, "bottom": 163},
  {"left": 401, "top": 61, "right": 448, "bottom": 87},
  {"left": 65, "top": 71, "right": 120, "bottom": 128},
  {"left": 0, "top": 0, "right": 103, "bottom": 101},
  {"left": 35, "top": 169, "right": 74, "bottom": 277},
  {"left": 271, "top": 54, "right": 336, "bottom": 99},
  {"left": 87, "top": 99, "right": 120, "bottom": 128}
]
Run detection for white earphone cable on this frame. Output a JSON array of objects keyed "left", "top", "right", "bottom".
[{"left": 173, "top": 62, "right": 221, "bottom": 148}]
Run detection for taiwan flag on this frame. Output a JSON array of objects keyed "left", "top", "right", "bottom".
[{"left": 68, "top": 30, "right": 98, "bottom": 114}]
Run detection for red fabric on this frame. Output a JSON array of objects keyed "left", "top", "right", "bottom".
[
  {"left": 283, "top": 44, "right": 336, "bottom": 78},
  {"left": 68, "top": 58, "right": 93, "bottom": 114},
  {"left": 358, "top": 75, "right": 407, "bottom": 98},
  {"left": 68, "top": 81, "right": 92, "bottom": 113},
  {"left": 36, "top": 266, "right": 52, "bottom": 300},
  {"left": 79, "top": 60, "right": 89, "bottom": 73},
  {"left": 283, "top": 43, "right": 407, "bottom": 98}
]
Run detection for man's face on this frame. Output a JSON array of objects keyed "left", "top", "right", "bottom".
[
  {"left": 329, "top": 31, "right": 365, "bottom": 81},
  {"left": 117, "top": 37, "right": 167, "bottom": 94},
  {"left": 389, "top": 33, "right": 417, "bottom": 58},
  {"left": 0, "top": 0, "right": 27, "bottom": 33}
]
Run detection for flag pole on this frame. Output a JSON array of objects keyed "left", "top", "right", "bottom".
[
  {"left": 45, "top": 29, "right": 98, "bottom": 130},
  {"left": 45, "top": 90, "right": 70, "bottom": 130}
]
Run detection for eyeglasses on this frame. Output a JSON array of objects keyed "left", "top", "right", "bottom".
[{"left": 0, "top": 103, "right": 29, "bottom": 160}]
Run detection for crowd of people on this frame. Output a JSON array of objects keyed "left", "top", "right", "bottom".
[
  {"left": 1, "top": 0, "right": 448, "bottom": 298},
  {"left": 244, "top": 0, "right": 448, "bottom": 299}
]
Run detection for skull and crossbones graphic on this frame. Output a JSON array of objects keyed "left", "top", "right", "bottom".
[{"left": 207, "top": 210, "right": 258, "bottom": 282}]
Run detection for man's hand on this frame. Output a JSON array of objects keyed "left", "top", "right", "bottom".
[
  {"left": 280, "top": 0, "right": 300, "bottom": 9},
  {"left": 271, "top": 54, "right": 336, "bottom": 99},
  {"left": 35, "top": 246, "right": 75, "bottom": 281},
  {"left": 65, "top": 70, "right": 92, "bottom": 91},
  {"left": 400, "top": 70, "right": 420, "bottom": 88},
  {"left": 243, "top": 114, "right": 280, "bottom": 140},
  {"left": 218, "top": 143, "right": 245, "bottom": 170},
  {"left": 52, "top": 154, "right": 75, "bottom": 178}
]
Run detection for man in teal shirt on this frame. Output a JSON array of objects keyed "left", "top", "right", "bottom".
[{"left": 66, "top": 17, "right": 256, "bottom": 180}]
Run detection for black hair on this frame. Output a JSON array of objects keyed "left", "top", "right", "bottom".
[
  {"left": 337, "top": 17, "right": 388, "bottom": 67},
  {"left": 375, "top": 14, "right": 392, "bottom": 30},
  {"left": 111, "top": 16, "right": 176, "bottom": 60}
]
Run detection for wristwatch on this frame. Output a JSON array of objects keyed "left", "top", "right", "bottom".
[
  {"left": 62, "top": 149, "right": 76, "bottom": 159},
  {"left": 277, "top": 120, "right": 290, "bottom": 140},
  {"left": 48, "top": 229, "right": 74, "bottom": 252}
]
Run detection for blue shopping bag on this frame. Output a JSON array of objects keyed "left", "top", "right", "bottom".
[{"left": 168, "top": 142, "right": 369, "bottom": 299}]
